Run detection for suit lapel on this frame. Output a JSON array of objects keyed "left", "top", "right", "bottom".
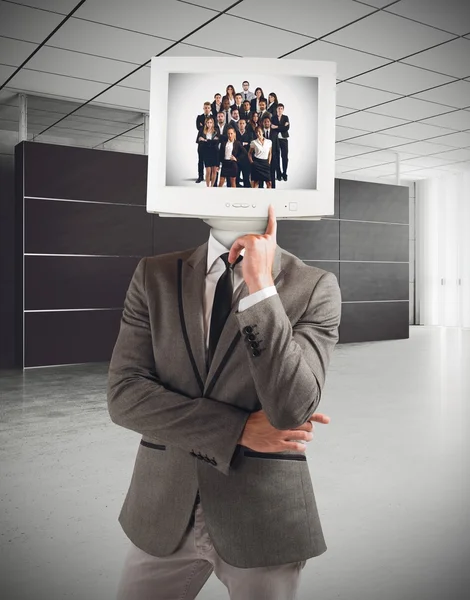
[
  {"left": 179, "top": 242, "right": 208, "bottom": 395},
  {"left": 204, "top": 245, "right": 284, "bottom": 398}
]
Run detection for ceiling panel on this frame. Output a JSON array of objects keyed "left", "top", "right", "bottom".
[
  {"left": 75, "top": 0, "right": 214, "bottom": 40},
  {"left": 228, "top": 0, "right": 374, "bottom": 39},
  {"left": 324, "top": 11, "right": 455, "bottom": 60},
  {"left": 0, "top": 2, "right": 63, "bottom": 42},
  {"left": 117, "top": 66, "right": 151, "bottom": 91},
  {"left": 402, "top": 38, "right": 470, "bottom": 79},
  {"left": 415, "top": 131, "right": 470, "bottom": 148},
  {"left": 391, "top": 140, "right": 459, "bottom": 155},
  {"left": 402, "top": 167, "right": 455, "bottom": 178},
  {"left": 378, "top": 121, "right": 456, "bottom": 141},
  {"left": 342, "top": 164, "right": 398, "bottom": 175},
  {"left": 183, "top": 0, "right": 238, "bottom": 9},
  {"left": 337, "top": 110, "right": 407, "bottom": 131},
  {"left": 412, "top": 80, "right": 470, "bottom": 109},
  {"left": 419, "top": 110, "right": 470, "bottom": 131},
  {"left": 4, "top": 68, "right": 108, "bottom": 103},
  {"left": 334, "top": 155, "right": 395, "bottom": 168},
  {"left": 438, "top": 160, "right": 470, "bottom": 172},
  {"left": 96, "top": 86, "right": 149, "bottom": 111},
  {"left": 184, "top": 14, "right": 309, "bottom": 57},
  {"left": 287, "top": 40, "right": 391, "bottom": 80},
  {"left": 48, "top": 18, "right": 173, "bottom": 64},
  {"left": 336, "top": 105, "right": 357, "bottom": 117},
  {"left": 8, "top": 1, "right": 78, "bottom": 14},
  {"left": 349, "top": 62, "right": 456, "bottom": 96},
  {"left": 335, "top": 141, "right": 386, "bottom": 156},
  {"left": 347, "top": 131, "right": 417, "bottom": 149},
  {"left": 336, "top": 125, "right": 370, "bottom": 141},
  {"left": 25, "top": 47, "right": 139, "bottom": 85},
  {"left": 366, "top": 97, "right": 455, "bottom": 120},
  {"left": 401, "top": 156, "right": 464, "bottom": 168},
  {"left": 335, "top": 82, "right": 401, "bottom": 110},
  {"left": 356, "top": 0, "right": 399, "bottom": 7},
  {"left": 430, "top": 147, "right": 470, "bottom": 162},
  {"left": 0, "top": 36, "right": 38, "bottom": 66},
  {"left": 386, "top": 0, "right": 470, "bottom": 36},
  {"left": 165, "top": 43, "right": 236, "bottom": 57}
]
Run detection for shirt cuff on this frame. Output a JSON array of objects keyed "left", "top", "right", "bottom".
[{"left": 238, "top": 286, "right": 278, "bottom": 312}]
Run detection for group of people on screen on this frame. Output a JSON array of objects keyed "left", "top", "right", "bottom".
[{"left": 195, "top": 81, "right": 290, "bottom": 188}]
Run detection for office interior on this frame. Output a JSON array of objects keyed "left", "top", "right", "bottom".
[{"left": 0, "top": 1, "right": 469, "bottom": 599}]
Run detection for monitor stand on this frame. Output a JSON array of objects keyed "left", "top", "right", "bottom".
[{"left": 203, "top": 218, "right": 267, "bottom": 249}]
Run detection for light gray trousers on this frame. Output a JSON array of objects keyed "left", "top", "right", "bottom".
[{"left": 116, "top": 499, "right": 307, "bottom": 600}]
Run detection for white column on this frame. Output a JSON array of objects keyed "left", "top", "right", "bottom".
[
  {"left": 19, "top": 93, "right": 27, "bottom": 141},
  {"left": 143, "top": 113, "right": 149, "bottom": 154}
]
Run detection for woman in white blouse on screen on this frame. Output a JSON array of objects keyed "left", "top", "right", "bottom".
[{"left": 248, "top": 126, "right": 272, "bottom": 188}]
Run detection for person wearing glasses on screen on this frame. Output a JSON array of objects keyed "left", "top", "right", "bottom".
[
  {"left": 240, "top": 100, "right": 252, "bottom": 122},
  {"left": 211, "top": 93, "right": 222, "bottom": 117},
  {"left": 195, "top": 102, "right": 213, "bottom": 184},
  {"left": 235, "top": 119, "right": 253, "bottom": 188},
  {"left": 225, "top": 84, "right": 236, "bottom": 106},
  {"left": 218, "top": 126, "right": 245, "bottom": 188},
  {"left": 250, "top": 87, "right": 265, "bottom": 113},
  {"left": 197, "top": 116, "right": 220, "bottom": 188},
  {"left": 248, "top": 126, "right": 272, "bottom": 189},
  {"left": 241, "top": 80, "right": 255, "bottom": 102}
]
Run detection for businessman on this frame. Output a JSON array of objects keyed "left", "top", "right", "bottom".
[
  {"left": 271, "top": 103, "right": 290, "bottom": 181},
  {"left": 108, "top": 205, "right": 342, "bottom": 599}
]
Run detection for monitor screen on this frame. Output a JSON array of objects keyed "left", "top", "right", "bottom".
[{"left": 166, "top": 72, "right": 318, "bottom": 190}]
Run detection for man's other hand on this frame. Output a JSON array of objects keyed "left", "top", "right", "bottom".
[{"left": 239, "top": 410, "right": 330, "bottom": 454}]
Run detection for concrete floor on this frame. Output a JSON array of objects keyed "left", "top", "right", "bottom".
[{"left": 1, "top": 326, "right": 469, "bottom": 600}]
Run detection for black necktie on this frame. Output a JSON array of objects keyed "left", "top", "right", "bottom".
[
  {"left": 208, "top": 252, "right": 243, "bottom": 367},
  {"left": 244, "top": 93, "right": 247, "bottom": 100}
]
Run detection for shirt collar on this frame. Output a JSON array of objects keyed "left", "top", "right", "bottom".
[{"left": 207, "top": 231, "right": 245, "bottom": 274}]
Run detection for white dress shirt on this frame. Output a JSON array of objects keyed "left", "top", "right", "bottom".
[
  {"left": 250, "top": 138, "right": 272, "bottom": 160},
  {"left": 224, "top": 140, "right": 234, "bottom": 160},
  {"left": 204, "top": 231, "right": 277, "bottom": 349}
]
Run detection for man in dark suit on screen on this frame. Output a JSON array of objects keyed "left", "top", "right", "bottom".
[{"left": 271, "top": 103, "right": 290, "bottom": 181}]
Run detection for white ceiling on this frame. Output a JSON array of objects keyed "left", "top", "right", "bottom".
[{"left": 0, "top": 0, "right": 469, "bottom": 182}]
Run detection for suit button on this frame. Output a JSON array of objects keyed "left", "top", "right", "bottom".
[
  {"left": 243, "top": 326, "right": 253, "bottom": 334},
  {"left": 210, "top": 458, "right": 217, "bottom": 465},
  {"left": 250, "top": 341, "right": 259, "bottom": 348},
  {"left": 247, "top": 333, "right": 256, "bottom": 341},
  {"left": 252, "top": 349, "right": 261, "bottom": 357},
  {"left": 197, "top": 452, "right": 203, "bottom": 459}
]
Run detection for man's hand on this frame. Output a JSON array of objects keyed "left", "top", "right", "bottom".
[
  {"left": 228, "top": 204, "right": 277, "bottom": 294},
  {"left": 239, "top": 410, "right": 330, "bottom": 453}
]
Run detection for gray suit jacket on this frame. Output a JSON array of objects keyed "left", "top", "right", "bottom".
[{"left": 107, "top": 241, "right": 342, "bottom": 568}]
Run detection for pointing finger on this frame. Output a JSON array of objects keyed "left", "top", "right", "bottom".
[{"left": 265, "top": 204, "right": 277, "bottom": 239}]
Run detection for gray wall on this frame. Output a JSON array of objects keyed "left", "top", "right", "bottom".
[{"left": 11, "top": 141, "right": 409, "bottom": 369}]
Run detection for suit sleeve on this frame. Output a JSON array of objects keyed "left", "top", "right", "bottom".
[
  {"left": 107, "top": 258, "right": 250, "bottom": 476},
  {"left": 278, "top": 117, "right": 290, "bottom": 134},
  {"left": 235, "top": 272, "right": 342, "bottom": 430}
]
